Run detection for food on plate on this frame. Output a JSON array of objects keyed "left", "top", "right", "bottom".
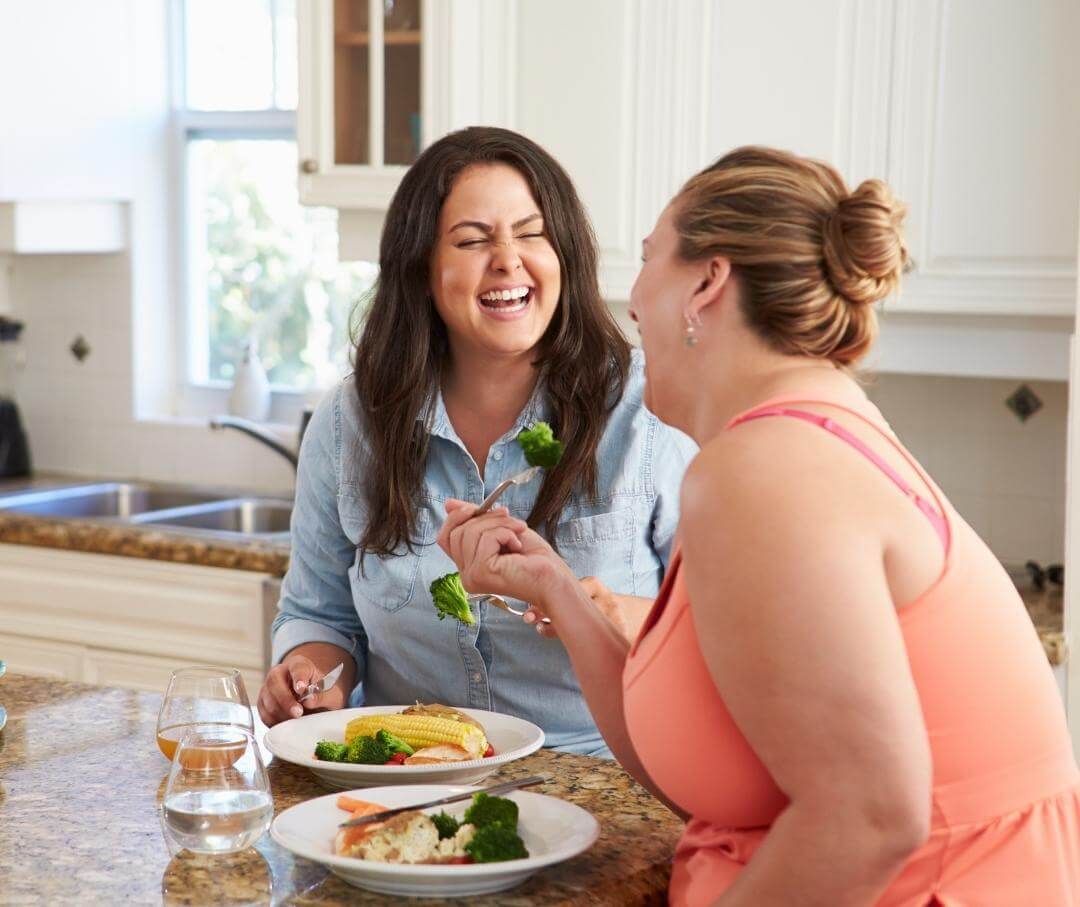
[
  {"left": 430, "top": 571, "right": 475, "bottom": 625},
  {"left": 333, "top": 792, "right": 528, "bottom": 864},
  {"left": 517, "top": 421, "right": 564, "bottom": 468},
  {"left": 313, "top": 705, "right": 494, "bottom": 765},
  {"left": 463, "top": 791, "right": 518, "bottom": 828}
]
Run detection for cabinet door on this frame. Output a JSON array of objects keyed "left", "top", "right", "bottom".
[
  {"left": 297, "top": 0, "right": 515, "bottom": 210},
  {"left": 297, "top": 0, "right": 423, "bottom": 208},
  {"left": 0, "top": 544, "right": 269, "bottom": 671},
  {"left": 0, "top": 632, "right": 85, "bottom": 681},
  {"left": 84, "top": 648, "right": 264, "bottom": 696}
]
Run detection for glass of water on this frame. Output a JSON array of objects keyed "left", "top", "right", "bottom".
[{"left": 161, "top": 724, "right": 273, "bottom": 854}]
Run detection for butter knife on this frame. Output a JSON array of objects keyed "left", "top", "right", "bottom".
[
  {"left": 298, "top": 662, "right": 344, "bottom": 703},
  {"left": 339, "top": 775, "right": 547, "bottom": 827}
]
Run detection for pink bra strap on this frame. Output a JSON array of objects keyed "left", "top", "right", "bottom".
[{"left": 731, "top": 407, "right": 950, "bottom": 553}]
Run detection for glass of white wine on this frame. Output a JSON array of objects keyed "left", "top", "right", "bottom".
[
  {"left": 161, "top": 724, "right": 273, "bottom": 854},
  {"left": 156, "top": 667, "right": 254, "bottom": 760}
]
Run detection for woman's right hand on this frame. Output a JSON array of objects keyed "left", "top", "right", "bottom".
[
  {"left": 438, "top": 499, "right": 577, "bottom": 613},
  {"left": 257, "top": 649, "right": 349, "bottom": 726}
]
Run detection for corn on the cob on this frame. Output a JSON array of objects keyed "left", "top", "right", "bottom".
[{"left": 345, "top": 714, "right": 488, "bottom": 759}]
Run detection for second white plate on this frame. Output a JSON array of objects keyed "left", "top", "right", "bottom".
[{"left": 270, "top": 784, "right": 600, "bottom": 897}]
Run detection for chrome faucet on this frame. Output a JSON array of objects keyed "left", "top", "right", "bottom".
[{"left": 209, "top": 408, "right": 313, "bottom": 472}]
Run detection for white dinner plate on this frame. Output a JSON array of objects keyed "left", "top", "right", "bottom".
[
  {"left": 270, "top": 783, "right": 599, "bottom": 897},
  {"left": 264, "top": 706, "right": 545, "bottom": 789}
]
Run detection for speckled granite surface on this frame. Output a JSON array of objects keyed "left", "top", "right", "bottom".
[
  {"left": 0, "top": 513, "right": 290, "bottom": 576},
  {"left": 0, "top": 674, "right": 681, "bottom": 906},
  {"left": 1019, "top": 585, "right": 1067, "bottom": 667}
]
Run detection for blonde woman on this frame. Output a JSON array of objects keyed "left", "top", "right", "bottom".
[{"left": 439, "top": 147, "right": 1080, "bottom": 904}]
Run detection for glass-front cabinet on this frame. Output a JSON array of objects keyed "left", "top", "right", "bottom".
[
  {"left": 298, "top": 0, "right": 513, "bottom": 211},
  {"left": 298, "top": 0, "right": 424, "bottom": 209}
]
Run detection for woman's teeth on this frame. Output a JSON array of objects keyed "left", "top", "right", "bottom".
[{"left": 478, "top": 287, "right": 531, "bottom": 312}]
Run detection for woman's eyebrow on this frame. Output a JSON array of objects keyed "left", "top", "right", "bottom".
[{"left": 448, "top": 213, "right": 543, "bottom": 234}]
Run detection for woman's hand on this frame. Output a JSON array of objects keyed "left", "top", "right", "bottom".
[
  {"left": 438, "top": 499, "right": 576, "bottom": 612},
  {"left": 257, "top": 645, "right": 352, "bottom": 725}
]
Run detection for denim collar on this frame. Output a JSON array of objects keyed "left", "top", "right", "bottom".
[{"left": 423, "top": 373, "right": 552, "bottom": 449}]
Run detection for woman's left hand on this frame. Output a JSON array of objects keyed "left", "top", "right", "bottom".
[{"left": 438, "top": 499, "right": 576, "bottom": 612}]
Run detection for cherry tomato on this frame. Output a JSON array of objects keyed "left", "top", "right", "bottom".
[{"left": 483, "top": 744, "right": 495, "bottom": 758}]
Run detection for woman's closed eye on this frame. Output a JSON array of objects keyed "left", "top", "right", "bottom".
[{"left": 455, "top": 232, "right": 546, "bottom": 249}]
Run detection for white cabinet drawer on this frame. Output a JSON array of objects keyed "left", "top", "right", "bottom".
[
  {"left": 0, "top": 545, "right": 270, "bottom": 669},
  {"left": 0, "top": 632, "right": 85, "bottom": 681},
  {"left": 83, "top": 648, "right": 264, "bottom": 696}
]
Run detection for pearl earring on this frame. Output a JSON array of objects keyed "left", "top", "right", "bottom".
[{"left": 684, "top": 311, "right": 702, "bottom": 347}]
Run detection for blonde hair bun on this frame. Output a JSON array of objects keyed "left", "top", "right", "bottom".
[{"left": 822, "top": 178, "right": 909, "bottom": 307}]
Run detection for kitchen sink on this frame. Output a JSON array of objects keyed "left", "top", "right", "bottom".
[
  {"left": 134, "top": 499, "right": 293, "bottom": 536},
  {"left": 0, "top": 482, "right": 292, "bottom": 540},
  {"left": 0, "top": 483, "right": 226, "bottom": 518}
]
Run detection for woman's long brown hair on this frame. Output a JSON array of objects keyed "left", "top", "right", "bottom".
[{"left": 352, "top": 126, "right": 631, "bottom": 559}]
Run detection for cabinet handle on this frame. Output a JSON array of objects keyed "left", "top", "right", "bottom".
[{"left": 300, "top": 158, "right": 318, "bottom": 174}]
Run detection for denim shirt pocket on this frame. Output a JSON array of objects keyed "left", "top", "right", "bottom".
[
  {"left": 346, "top": 502, "right": 432, "bottom": 614},
  {"left": 555, "top": 507, "right": 636, "bottom": 592}
]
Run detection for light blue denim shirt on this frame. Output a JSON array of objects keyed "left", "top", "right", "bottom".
[{"left": 271, "top": 350, "right": 697, "bottom": 755}]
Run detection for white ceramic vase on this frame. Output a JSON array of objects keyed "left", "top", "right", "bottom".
[{"left": 228, "top": 340, "right": 271, "bottom": 422}]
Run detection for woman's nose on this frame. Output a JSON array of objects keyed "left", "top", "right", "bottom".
[{"left": 490, "top": 240, "right": 523, "bottom": 272}]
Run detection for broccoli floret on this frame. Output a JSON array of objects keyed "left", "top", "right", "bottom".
[
  {"left": 463, "top": 792, "right": 519, "bottom": 830},
  {"left": 313, "top": 740, "right": 349, "bottom": 762},
  {"left": 345, "top": 734, "right": 391, "bottom": 764},
  {"left": 465, "top": 822, "right": 529, "bottom": 863},
  {"left": 430, "top": 572, "right": 475, "bottom": 625},
  {"left": 431, "top": 811, "right": 460, "bottom": 840},
  {"left": 376, "top": 728, "right": 415, "bottom": 756},
  {"left": 517, "top": 421, "right": 564, "bottom": 469}
]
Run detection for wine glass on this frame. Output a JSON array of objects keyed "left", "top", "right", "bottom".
[
  {"left": 156, "top": 667, "right": 254, "bottom": 760},
  {"left": 161, "top": 725, "right": 273, "bottom": 854}
]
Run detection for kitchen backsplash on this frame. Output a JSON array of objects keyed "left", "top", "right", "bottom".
[
  {"left": 863, "top": 373, "right": 1066, "bottom": 567},
  {"left": 9, "top": 252, "right": 1068, "bottom": 565},
  {"left": 10, "top": 252, "right": 296, "bottom": 495}
]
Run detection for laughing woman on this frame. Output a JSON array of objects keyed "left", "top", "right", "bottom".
[
  {"left": 257, "top": 127, "right": 696, "bottom": 756},
  {"left": 438, "top": 147, "right": 1080, "bottom": 904}
]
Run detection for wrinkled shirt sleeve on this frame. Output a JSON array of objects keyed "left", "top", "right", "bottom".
[
  {"left": 271, "top": 388, "right": 366, "bottom": 681},
  {"left": 649, "top": 416, "right": 698, "bottom": 567}
]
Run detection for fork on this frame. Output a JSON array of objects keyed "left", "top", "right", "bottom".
[
  {"left": 472, "top": 465, "right": 542, "bottom": 517},
  {"left": 467, "top": 592, "right": 552, "bottom": 625}
]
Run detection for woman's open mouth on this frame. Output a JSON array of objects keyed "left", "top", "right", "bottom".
[{"left": 477, "top": 285, "right": 533, "bottom": 320}]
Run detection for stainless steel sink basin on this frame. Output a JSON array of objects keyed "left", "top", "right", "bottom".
[
  {"left": 0, "top": 483, "right": 226, "bottom": 518},
  {"left": 134, "top": 499, "right": 293, "bottom": 537},
  {"left": 0, "top": 482, "right": 292, "bottom": 540}
]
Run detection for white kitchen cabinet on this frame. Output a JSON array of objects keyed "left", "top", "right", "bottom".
[
  {"left": 0, "top": 544, "right": 276, "bottom": 694},
  {"left": 296, "top": 0, "right": 515, "bottom": 210},
  {"left": 0, "top": 632, "right": 87, "bottom": 682}
]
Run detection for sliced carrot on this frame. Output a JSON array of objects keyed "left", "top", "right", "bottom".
[{"left": 336, "top": 795, "right": 386, "bottom": 814}]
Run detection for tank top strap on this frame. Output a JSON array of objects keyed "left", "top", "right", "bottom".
[{"left": 726, "top": 397, "right": 952, "bottom": 555}]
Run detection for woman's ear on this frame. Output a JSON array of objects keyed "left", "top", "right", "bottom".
[{"left": 687, "top": 257, "right": 733, "bottom": 322}]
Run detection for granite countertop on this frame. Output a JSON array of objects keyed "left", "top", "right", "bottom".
[
  {"left": 0, "top": 674, "right": 682, "bottom": 905},
  {"left": 0, "top": 475, "right": 291, "bottom": 576},
  {"left": 1018, "top": 585, "right": 1067, "bottom": 667}
]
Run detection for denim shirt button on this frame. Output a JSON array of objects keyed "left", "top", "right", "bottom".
[
  {"left": 492, "top": 450, "right": 503, "bottom": 462},
  {"left": 472, "top": 672, "right": 483, "bottom": 683}
]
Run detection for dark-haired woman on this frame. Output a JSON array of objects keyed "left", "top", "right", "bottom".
[
  {"left": 438, "top": 146, "right": 1080, "bottom": 903},
  {"left": 257, "top": 127, "right": 696, "bottom": 756}
]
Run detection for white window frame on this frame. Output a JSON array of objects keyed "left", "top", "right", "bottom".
[{"left": 168, "top": 0, "right": 317, "bottom": 425}]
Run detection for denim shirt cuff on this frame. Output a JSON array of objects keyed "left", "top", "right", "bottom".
[{"left": 271, "top": 617, "right": 364, "bottom": 681}]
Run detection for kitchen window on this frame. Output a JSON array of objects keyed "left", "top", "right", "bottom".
[{"left": 175, "top": 0, "right": 375, "bottom": 393}]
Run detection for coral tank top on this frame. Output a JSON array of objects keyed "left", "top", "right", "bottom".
[{"left": 623, "top": 398, "right": 1080, "bottom": 906}]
